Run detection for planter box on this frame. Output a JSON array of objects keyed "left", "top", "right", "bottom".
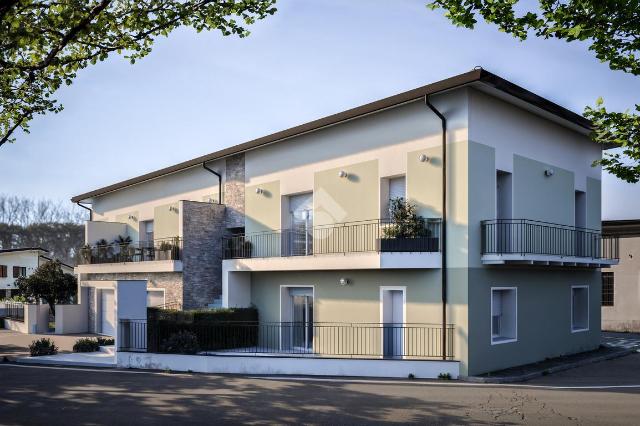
[{"left": 376, "top": 237, "right": 439, "bottom": 252}]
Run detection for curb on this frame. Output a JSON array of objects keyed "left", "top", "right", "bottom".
[{"left": 459, "top": 348, "right": 637, "bottom": 383}]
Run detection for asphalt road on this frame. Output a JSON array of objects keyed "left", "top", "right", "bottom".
[{"left": 1, "top": 354, "right": 639, "bottom": 425}]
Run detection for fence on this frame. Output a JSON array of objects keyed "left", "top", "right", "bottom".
[
  {"left": 223, "top": 218, "right": 441, "bottom": 259},
  {"left": 0, "top": 302, "right": 25, "bottom": 322},
  {"left": 120, "top": 319, "right": 454, "bottom": 360},
  {"left": 481, "top": 219, "right": 619, "bottom": 260}
]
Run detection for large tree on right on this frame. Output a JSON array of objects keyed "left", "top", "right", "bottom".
[{"left": 428, "top": 0, "right": 640, "bottom": 182}]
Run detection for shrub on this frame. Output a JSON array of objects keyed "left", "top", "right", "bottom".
[
  {"left": 29, "top": 338, "right": 58, "bottom": 357},
  {"left": 438, "top": 372, "right": 452, "bottom": 380},
  {"left": 73, "top": 338, "right": 100, "bottom": 353},
  {"left": 96, "top": 337, "right": 115, "bottom": 346},
  {"left": 160, "top": 331, "right": 199, "bottom": 354}
]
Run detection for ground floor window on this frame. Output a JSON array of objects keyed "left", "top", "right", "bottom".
[
  {"left": 12, "top": 266, "right": 26, "bottom": 278},
  {"left": 491, "top": 287, "right": 517, "bottom": 344},
  {"left": 602, "top": 272, "right": 614, "bottom": 307},
  {"left": 571, "top": 286, "right": 589, "bottom": 332}
]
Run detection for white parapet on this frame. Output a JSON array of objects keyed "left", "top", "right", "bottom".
[{"left": 117, "top": 352, "right": 460, "bottom": 379}]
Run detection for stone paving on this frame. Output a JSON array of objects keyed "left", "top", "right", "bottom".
[{"left": 601, "top": 331, "right": 640, "bottom": 350}]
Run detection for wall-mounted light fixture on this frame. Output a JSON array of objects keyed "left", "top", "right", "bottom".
[
  {"left": 339, "top": 277, "right": 350, "bottom": 286},
  {"left": 544, "top": 168, "right": 555, "bottom": 177},
  {"left": 128, "top": 215, "right": 137, "bottom": 221},
  {"left": 255, "top": 187, "right": 264, "bottom": 195},
  {"left": 419, "top": 154, "right": 430, "bottom": 163},
  {"left": 169, "top": 206, "right": 179, "bottom": 213},
  {"left": 338, "top": 170, "right": 348, "bottom": 178}
]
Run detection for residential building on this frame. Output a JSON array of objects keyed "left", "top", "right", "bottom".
[
  {"left": 71, "top": 69, "right": 618, "bottom": 376},
  {"left": 0, "top": 248, "right": 73, "bottom": 298},
  {"left": 601, "top": 220, "right": 640, "bottom": 332}
]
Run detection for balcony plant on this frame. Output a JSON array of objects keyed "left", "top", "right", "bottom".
[
  {"left": 95, "top": 238, "right": 113, "bottom": 262},
  {"left": 114, "top": 235, "right": 133, "bottom": 261},
  {"left": 155, "top": 237, "right": 180, "bottom": 260},
  {"left": 378, "top": 198, "right": 435, "bottom": 252},
  {"left": 79, "top": 244, "right": 92, "bottom": 264}
]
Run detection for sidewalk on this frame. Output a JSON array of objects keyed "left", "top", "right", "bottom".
[
  {"left": 462, "top": 345, "right": 636, "bottom": 383},
  {"left": 0, "top": 329, "right": 100, "bottom": 361}
]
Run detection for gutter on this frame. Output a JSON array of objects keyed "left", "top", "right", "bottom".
[
  {"left": 202, "top": 161, "right": 222, "bottom": 204},
  {"left": 76, "top": 202, "right": 93, "bottom": 221},
  {"left": 425, "top": 96, "right": 448, "bottom": 361}
]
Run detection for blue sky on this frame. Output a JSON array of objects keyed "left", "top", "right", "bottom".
[{"left": 1, "top": 0, "right": 638, "bottom": 219}]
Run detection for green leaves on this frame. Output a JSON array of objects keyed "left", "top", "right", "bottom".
[
  {"left": 428, "top": 0, "right": 640, "bottom": 183},
  {"left": 0, "top": 0, "right": 278, "bottom": 146}
]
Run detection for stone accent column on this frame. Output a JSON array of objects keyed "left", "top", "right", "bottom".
[
  {"left": 181, "top": 201, "right": 226, "bottom": 309},
  {"left": 224, "top": 153, "right": 245, "bottom": 229}
]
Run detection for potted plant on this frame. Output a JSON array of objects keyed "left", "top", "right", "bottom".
[
  {"left": 95, "top": 238, "right": 113, "bottom": 262},
  {"left": 155, "top": 238, "right": 180, "bottom": 260},
  {"left": 377, "top": 198, "right": 434, "bottom": 252},
  {"left": 114, "top": 235, "right": 133, "bottom": 261}
]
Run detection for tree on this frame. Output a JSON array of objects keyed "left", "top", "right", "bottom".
[
  {"left": 427, "top": 0, "right": 640, "bottom": 182},
  {"left": 15, "top": 260, "right": 77, "bottom": 314},
  {"left": 0, "top": 0, "right": 277, "bottom": 147}
]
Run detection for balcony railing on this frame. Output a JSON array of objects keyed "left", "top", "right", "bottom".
[
  {"left": 481, "top": 219, "right": 619, "bottom": 260},
  {"left": 77, "top": 237, "right": 182, "bottom": 265},
  {"left": 223, "top": 218, "right": 441, "bottom": 259},
  {"left": 120, "top": 319, "right": 454, "bottom": 360}
]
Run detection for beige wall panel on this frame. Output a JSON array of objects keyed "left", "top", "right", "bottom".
[
  {"left": 406, "top": 147, "right": 442, "bottom": 218},
  {"left": 314, "top": 160, "right": 379, "bottom": 226},
  {"left": 586, "top": 177, "right": 602, "bottom": 230},
  {"left": 154, "top": 203, "right": 180, "bottom": 240},
  {"left": 467, "top": 142, "right": 497, "bottom": 267},
  {"left": 114, "top": 211, "right": 139, "bottom": 241},
  {"left": 245, "top": 181, "right": 281, "bottom": 234},
  {"left": 512, "top": 155, "right": 575, "bottom": 225}
]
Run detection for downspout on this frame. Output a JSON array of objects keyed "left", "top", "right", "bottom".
[
  {"left": 425, "top": 95, "right": 447, "bottom": 361},
  {"left": 76, "top": 202, "right": 93, "bottom": 221},
  {"left": 202, "top": 161, "right": 222, "bottom": 205}
]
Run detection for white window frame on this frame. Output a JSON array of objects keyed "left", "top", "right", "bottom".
[
  {"left": 490, "top": 286, "right": 518, "bottom": 345},
  {"left": 570, "top": 285, "right": 589, "bottom": 333}
]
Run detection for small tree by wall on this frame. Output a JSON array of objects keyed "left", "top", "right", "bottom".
[{"left": 15, "top": 260, "right": 77, "bottom": 315}]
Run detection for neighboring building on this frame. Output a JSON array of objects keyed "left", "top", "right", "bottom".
[
  {"left": 601, "top": 220, "right": 640, "bottom": 332},
  {"left": 71, "top": 69, "right": 618, "bottom": 376},
  {"left": 0, "top": 248, "right": 74, "bottom": 298}
]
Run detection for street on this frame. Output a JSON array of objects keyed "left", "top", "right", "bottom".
[{"left": 1, "top": 353, "right": 639, "bottom": 425}]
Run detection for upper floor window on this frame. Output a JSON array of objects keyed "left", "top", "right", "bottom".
[
  {"left": 382, "top": 176, "right": 406, "bottom": 218},
  {"left": 12, "top": 266, "right": 26, "bottom": 278},
  {"left": 142, "top": 220, "right": 154, "bottom": 243},
  {"left": 0, "top": 265, "right": 7, "bottom": 278},
  {"left": 602, "top": 272, "right": 614, "bottom": 307}
]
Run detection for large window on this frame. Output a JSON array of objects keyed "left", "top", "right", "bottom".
[
  {"left": 602, "top": 272, "right": 614, "bottom": 307},
  {"left": 381, "top": 175, "right": 406, "bottom": 218},
  {"left": 0, "top": 265, "right": 7, "bottom": 278},
  {"left": 571, "top": 286, "right": 589, "bottom": 332},
  {"left": 491, "top": 287, "right": 517, "bottom": 344},
  {"left": 12, "top": 266, "right": 26, "bottom": 278}
]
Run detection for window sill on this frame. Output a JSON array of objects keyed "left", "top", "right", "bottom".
[
  {"left": 571, "top": 327, "right": 589, "bottom": 333},
  {"left": 491, "top": 337, "right": 517, "bottom": 345}
]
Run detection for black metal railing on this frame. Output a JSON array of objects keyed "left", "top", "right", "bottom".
[
  {"left": 223, "top": 218, "right": 441, "bottom": 259},
  {"left": 481, "top": 219, "right": 619, "bottom": 260},
  {"left": 78, "top": 237, "right": 182, "bottom": 265},
  {"left": 0, "top": 302, "right": 25, "bottom": 322},
  {"left": 120, "top": 319, "right": 454, "bottom": 360}
]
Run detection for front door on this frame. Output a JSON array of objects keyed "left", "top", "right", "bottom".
[
  {"left": 382, "top": 289, "right": 404, "bottom": 358},
  {"left": 290, "top": 289, "right": 313, "bottom": 351}
]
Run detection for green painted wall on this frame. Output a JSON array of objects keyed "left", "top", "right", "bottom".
[
  {"left": 114, "top": 211, "right": 139, "bottom": 241},
  {"left": 467, "top": 268, "right": 601, "bottom": 375},
  {"left": 314, "top": 160, "right": 379, "bottom": 226},
  {"left": 245, "top": 180, "right": 281, "bottom": 234},
  {"left": 406, "top": 147, "right": 442, "bottom": 218},
  {"left": 153, "top": 202, "right": 179, "bottom": 239},
  {"left": 586, "top": 177, "right": 601, "bottom": 231},
  {"left": 512, "top": 155, "right": 575, "bottom": 225}
]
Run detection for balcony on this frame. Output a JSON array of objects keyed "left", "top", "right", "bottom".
[
  {"left": 222, "top": 218, "right": 441, "bottom": 270},
  {"left": 481, "top": 219, "right": 619, "bottom": 267},
  {"left": 75, "top": 238, "right": 183, "bottom": 274}
]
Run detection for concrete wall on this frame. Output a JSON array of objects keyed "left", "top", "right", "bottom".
[
  {"left": 245, "top": 180, "right": 281, "bottom": 234},
  {"left": 84, "top": 273, "right": 183, "bottom": 307},
  {"left": 55, "top": 302, "right": 88, "bottom": 334},
  {"left": 602, "top": 235, "right": 640, "bottom": 331},
  {"left": 85, "top": 221, "right": 128, "bottom": 245},
  {"left": 467, "top": 268, "right": 601, "bottom": 375},
  {"left": 154, "top": 202, "right": 180, "bottom": 240},
  {"left": 114, "top": 211, "right": 140, "bottom": 241},
  {"left": 3, "top": 304, "right": 49, "bottom": 334}
]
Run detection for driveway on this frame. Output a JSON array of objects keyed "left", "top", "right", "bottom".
[
  {"left": 0, "top": 329, "right": 99, "bottom": 360},
  {"left": 602, "top": 331, "right": 640, "bottom": 350}
]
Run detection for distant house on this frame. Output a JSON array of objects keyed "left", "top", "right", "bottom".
[
  {"left": 0, "top": 248, "right": 73, "bottom": 298},
  {"left": 602, "top": 220, "right": 640, "bottom": 332}
]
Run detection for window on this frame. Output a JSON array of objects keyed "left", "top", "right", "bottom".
[
  {"left": 382, "top": 176, "right": 406, "bottom": 218},
  {"left": 602, "top": 272, "right": 614, "bottom": 307},
  {"left": 491, "top": 287, "right": 517, "bottom": 344},
  {"left": 0, "top": 265, "right": 6, "bottom": 278},
  {"left": 12, "top": 266, "right": 26, "bottom": 278},
  {"left": 571, "top": 286, "right": 589, "bottom": 332},
  {"left": 142, "top": 220, "right": 154, "bottom": 243}
]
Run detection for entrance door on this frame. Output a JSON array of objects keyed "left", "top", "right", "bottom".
[
  {"left": 100, "top": 289, "right": 116, "bottom": 336},
  {"left": 290, "top": 288, "right": 313, "bottom": 350},
  {"left": 288, "top": 193, "right": 313, "bottom": 256},
  {"left": 382, "top": 289, "right": 404, "bottom": 358}
]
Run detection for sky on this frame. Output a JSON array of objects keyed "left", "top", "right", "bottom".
[{"left": 1, "top": 0, "right": 639, "bottom": 220}]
